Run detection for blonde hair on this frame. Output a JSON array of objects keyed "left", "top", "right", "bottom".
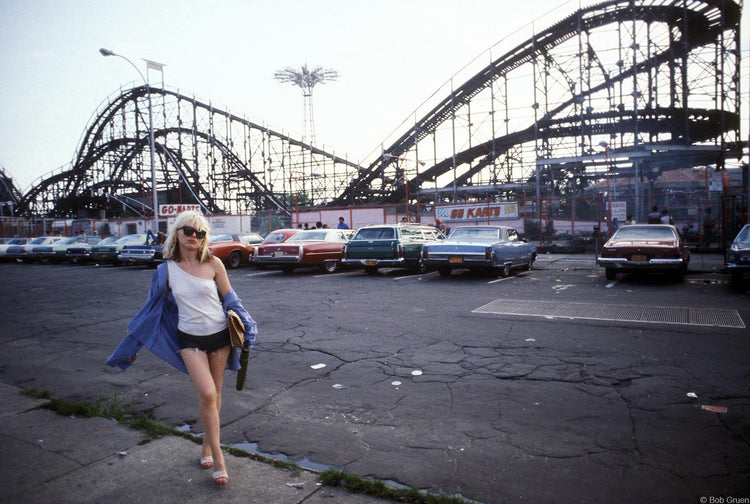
[{"left": 162, "top": 211, "right": 212, "bottom": 263}]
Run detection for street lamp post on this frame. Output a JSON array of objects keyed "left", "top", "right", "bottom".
[{"left": 99, "top": 48, "right": 159, "bottom": 234}]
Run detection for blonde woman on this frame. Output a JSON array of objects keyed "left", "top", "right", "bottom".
[{"left": 106, "top": 211, "right": 257, "bottom": 486}]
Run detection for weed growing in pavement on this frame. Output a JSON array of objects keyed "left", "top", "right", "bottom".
[
  {"left": 320, "top": 468, "right": 474, "bottom": 504},
  {"left": 21, "top": 388, "right": 471, "bottom": 504}
]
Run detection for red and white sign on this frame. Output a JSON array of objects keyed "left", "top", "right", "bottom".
[
  {"left": 437, "top": 202, "right": 518, "bottom": 222},
  {"left": 158, "top": 204, "right": 202, "bottom": 217}
]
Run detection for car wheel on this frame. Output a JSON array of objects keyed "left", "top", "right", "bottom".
[
  {"left": 730, "top": 272, "right": 745, "bottom": 290},
  {"left": 228, "top": 251, "right": 242, "bottom": 269},
  {"left": 322, "top": 260, "right": 337, "bottom": 273},
  {"left": 438, "top": 267, "right": 451, "bottom": 277},
  {"left": 500, "top": 263, "right": 511, "bottom": 277},
  {"left": 672, "top": 265, "right": 686, "bottom": 283},
  {"left": 364, "top": 266, "right": 378, "bottom": 275},
  {"left": 605, "top": 268, "right": 617, "bottom": 281}
]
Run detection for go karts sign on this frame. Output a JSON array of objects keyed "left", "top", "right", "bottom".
[
  {"left": 159, "top": 204, "right": 203, "bottom": 217},
  {"left": 437, "top": 202, "right": 518, "bottom": 222}
]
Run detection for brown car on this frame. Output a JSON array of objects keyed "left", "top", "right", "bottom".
[{"left": 597, "top": 224, "right": 690, "bottom": 282}]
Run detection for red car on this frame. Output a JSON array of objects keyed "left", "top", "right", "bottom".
[
  {"left": 596, "top": 224, "right": 690, "bottom": 282},
  {"left": 209, "top": 232, "right": 264, "bottom": 268},
  {"left": 252, "top": 229, "right": 299, "bottom": 269},
  {"left": 255, "top": 228, "right": 354, "bottom": 273}
]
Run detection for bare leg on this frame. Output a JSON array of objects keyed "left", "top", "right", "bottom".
[{"left": 181, "top": 346, "right": 230, "bottom": 480}]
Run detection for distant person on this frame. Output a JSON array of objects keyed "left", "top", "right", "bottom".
[
  {"left": 660, "top": 209, "right": 675, "bottom": 225},
  {"left": 647, "top": 205, "right": 661, "bottom": 224},
  {"left": 625, "top": 215, "right": 636, "bottom": 225},
  {"left": 337, "top": 217, "right": 350, "bottom": 229},
  {"left": 610, "top": 218, "right": 619, "bottom": 234},
  {"left": 315, "top": 221, "right": 323, "bottom": 229},
  {"left": 297, "top": 224, "right": 303, "bottom": 229},
  {"left": 304, "top": 223, "right": 310, "bottom": 230}
]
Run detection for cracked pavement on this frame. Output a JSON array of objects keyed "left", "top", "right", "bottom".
[{"left": 0, "top": 257, "right": 748, "bottom": 503}]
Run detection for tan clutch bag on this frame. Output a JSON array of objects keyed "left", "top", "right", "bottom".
[{"left": 227, "top": 309, "right": 245, "bottom": 348}]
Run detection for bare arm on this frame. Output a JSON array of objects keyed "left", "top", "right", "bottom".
[{"left": 212, "top": 256, "right": 232, "bottom": 297}]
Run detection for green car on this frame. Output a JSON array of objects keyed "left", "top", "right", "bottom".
[
  {"left": 90, "top": 234, "right": 146, "bottom": 265},
  {"left": 33, "top": 236, "right": 102, "bottom": 263},
  {"left": 342, "top": 223, "right": 445, "bottom": 275}
]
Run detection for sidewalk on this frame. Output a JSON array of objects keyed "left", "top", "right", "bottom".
[{"left": 0, "top": 383, "right": 400, "bottom": 504}]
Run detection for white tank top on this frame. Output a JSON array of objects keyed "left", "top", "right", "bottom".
[{"left": 167, "top": 260, "right": 227, "bottom": 335}]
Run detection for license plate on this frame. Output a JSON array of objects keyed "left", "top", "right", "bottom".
[
  {"left": 273, "top": 251, "right": 284, "bottom": 257},
  {"left": 364, "top": 260, "right": 376, "bottom": 266},
  {"left": 101, "top": 254, "right": 108, "bottom": 259},
  {"left": 631, "top": 254, "right": 647, "bottom": 262},
  {"left": 449, "top": 256, "right": 463, "bottom": 264},
  {"left": 129, "top": 258, "right": 136, "bottom": 263}
]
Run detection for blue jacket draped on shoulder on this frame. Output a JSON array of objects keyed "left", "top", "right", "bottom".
[{"left": 105, "top": 261, "right": 257, "bottom": 373}]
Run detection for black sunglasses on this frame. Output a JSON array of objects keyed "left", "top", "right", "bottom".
[{"left": 180, "top": 226, "right": 206, "bottom": 239}]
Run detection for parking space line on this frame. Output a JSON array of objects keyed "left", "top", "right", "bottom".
[{"left": 473, "top": 298, "right": 746, "bottom": 328}]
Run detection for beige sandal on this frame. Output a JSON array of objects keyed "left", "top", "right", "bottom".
[
  {"left": 200, "top": 456, "right": 213, "bottom": 469},
  {"left": 213, "top": 470, "right": 229, "bottom": 485}
]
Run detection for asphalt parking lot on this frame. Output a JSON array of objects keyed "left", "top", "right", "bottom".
[{"left": 0, "top": 254, "right": 748, "bottom": 504}]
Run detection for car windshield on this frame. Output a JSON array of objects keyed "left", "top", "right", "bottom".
[
  {"left": 613, "top": 226, "right": 675, "bottom": 240},
  {"left": 117, "top": 235, "right": 145, "bottom": 244},
  {"left": 59, "top": 237, "right": 81, "bottom": 244},
  {"left": 449, "top": 228, "right": 501, "bottom": 240},
  {"left": 289, "top": 231, "right": 328, "bottom": 242},
  {"left": 733, "top": 225, "right": 750, "bottom": 245},
  {"left": 354, "top": 228, "right": 394, "bottom": 240},
  {"left": 97, "top": 237, "right": 119, "bottom": 245},
  {"left": 210, "top": 234, "right": 233, "bottom": 243},
  {"left": 239, "top": 234, "right": 262, "bottom": 243},
  {"left": 29, "top": 237, "right": 48, "bottom": 244},
  {"left": 263, "top": 232, "right": 290, "bottom": 243}
]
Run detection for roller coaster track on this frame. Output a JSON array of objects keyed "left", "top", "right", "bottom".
[
  {"left": 333, "top": 0, "right": 742, "bottom": 205},
  {"left": 18, "top": 87, "right": 363, "bottom": 217},
  {"left": 16, "top": 0, "right": 743, "bottom": 218}
]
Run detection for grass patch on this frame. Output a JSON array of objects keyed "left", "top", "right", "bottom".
[{"left": 320, "top": 468, "right": 473, "bottom": 504}]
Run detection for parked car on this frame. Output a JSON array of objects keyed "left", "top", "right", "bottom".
[
  {"left": 33, "top": 235, "right": 102, "bottom": 263},
  {"left": 342, "top": 223, "right": 445, "bottom": 274},
  {"left": 726, "top": 224, "right": 750, "bottom": 289},
  {"left": 209, "top": 232, "right": 264, "bottom": 269},
  {"left": 66, "top": 236, "right": 119, "bottom": 264},
  {"left": 91, "top": 234, "right": 146, "bottom": 265},
  {"left": 5, "top": 236, "right": 62, "bottom": 263},
  {"left": 252, "top": 229, "right": 299, "bottom": 268},
  {"left": 422, "top": 225, "right": 536, "bottom": 277},
  {"left": 255, "top": 228, "right": 354, "bottom": 273},
  {"left": 597, "top": 224, "right": 690, "bottom": 281},
  {"left": 0, "top": 237, "right": 29, "bottom": 262},
  {"left": 118, "top": 243, "right": 164, "bottom": 267}
]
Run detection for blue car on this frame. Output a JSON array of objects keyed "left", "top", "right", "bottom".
[
  {"left": 421, "top": 225, "right": 536, "bottom": 277},
  {"left": 726, "top": 224, "right": 750, "bottom": 289}
]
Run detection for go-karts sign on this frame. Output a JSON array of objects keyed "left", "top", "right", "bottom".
[
  {"left": 159, "top": 204, "right": 202, "bottom": 217},
  {"left": 437, "top": 202, "right": 518, "bottom": 222}
]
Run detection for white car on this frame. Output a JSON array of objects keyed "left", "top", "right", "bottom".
[
  {"left": 0, "top": 237, "right": 29, "bottom": 261},
  {"left": 5, "top": 236, "right": 61, "bottom": 262}
]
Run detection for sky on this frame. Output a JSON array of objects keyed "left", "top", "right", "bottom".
[{"left": 1, "top": 0, "right": 747, "bottom": 193}]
